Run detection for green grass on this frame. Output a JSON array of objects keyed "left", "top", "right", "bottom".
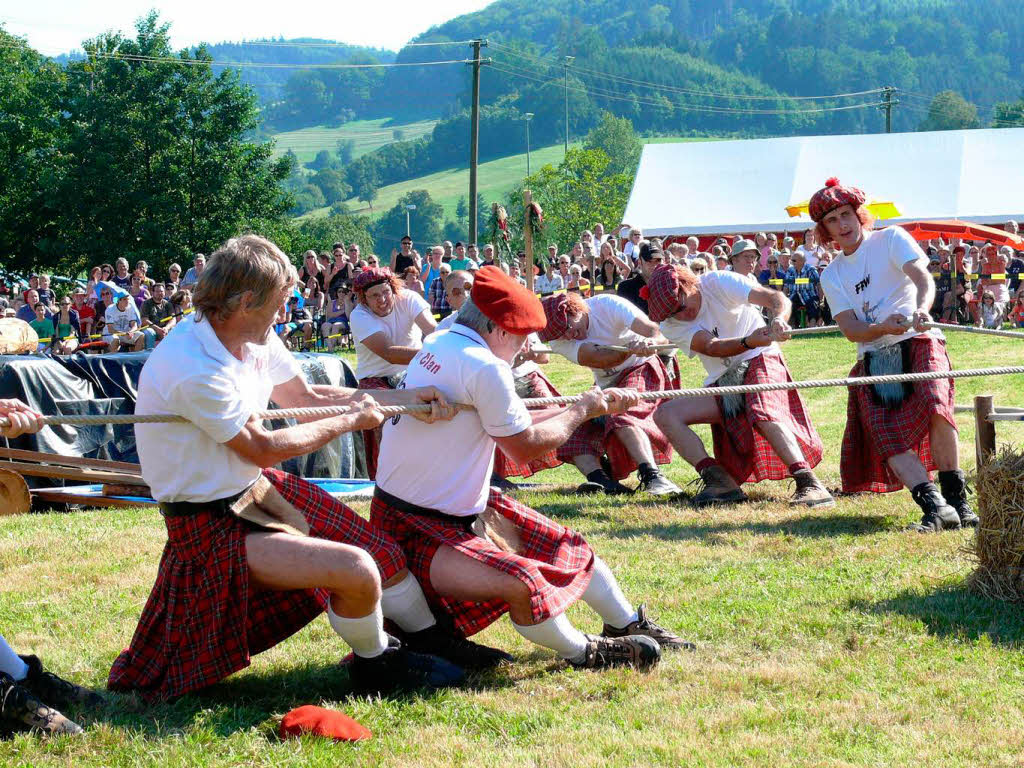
[
  {"left": 300, "top": 135, "right": 714, "bottom": 223},
  {"left": 269, "top": 119, "right": 438, "bottom": 167},
  {"left": 3, "top": 333, "right": 1024, "bottom": 765}
]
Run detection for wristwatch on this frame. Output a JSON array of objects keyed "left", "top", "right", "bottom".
[{"left": 740, "top": 336, "right": 752, "bottom": 350}]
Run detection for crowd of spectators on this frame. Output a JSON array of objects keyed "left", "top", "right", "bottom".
[{"left": 3, "top": 219, "right": 1020, "bottom": 358}]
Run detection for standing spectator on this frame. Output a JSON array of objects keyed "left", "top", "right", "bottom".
[
  {"left": 50, "top": 296, "right": 81, "bottom": 354},
  {"left": 140, "top": 282, "right": 174, "bottom": 348},
  {"left": 546, "top": 244, "right": 559, "bottom": 266},
  {"left": 593, "top": 222, "right": 608, "bottom": 246},
  {"left": 103, "top": 292, "right": 145, "bottom": 352},
  {"left": 466, "top": 243, "right": 482, "bottom": 270},
  {"left": 366, "top": 254, "right": 381, "bottom": 269},
  {"left": 111, "top": 258, "right": 132, "bottom": 290},
  {"left": 428, "top": 262, "right": 452, "bottom": 317},
  {"left": 479, "top": 243, "right": 498, "bottom": 268},
  {"left": 71, "top": 286, "right": 95, "bottom": 340},
  {"left": 326, "top": 242, "right": 354, "bottom": 297},
  {"left": 618, "top": 242, "right": 665, "bottom": 315},
  {"left": 167, "top": 263, "right": 182, "bottom": 291},
  {"left": 535, "top": 260, "right": 565, "bottom": 295},
  {"left": 433, "top": 270, "right": 475, "bottom": 332},
  {"left": 1007, "top": 249, "right": 1024, "bottom": 294},
  {"left": 35, "top": 275, "right": 57, "bottom": 311},
  {"left": 448, "top": 242, "right": 476, "bottom": 272},
  {"left": 391, "top": 235, "right": 419, "bottom": 274},
  {"left": 420, "top": 245, "right": 444, "bottom": 297},
  {"left": 715, "top": 254, "right": 729, "bottom": 272},
  {"left": 85, "top": 266, "right": 103, "bottom": 299},
  {"left": 689, "top": 256, "right": 709, "bottom": 277},
  {"left": 622, "top": 228, "right": 643, "bottom": 265},
  {"left": 795, "top": 228, "right": 823, "bottom": 268},
  {"left": 180, "top": 254, "right": 205, "bottom": 290},
  {"left": 441, "top": 240, "right": 453, "bottom": 263},
  {"left": 976, "top": 243, "right": 1009, "bottom": 323}
]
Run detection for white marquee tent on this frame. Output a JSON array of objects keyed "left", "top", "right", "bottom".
[{"left": 622, "top": 128, "right": 1024, "bottom": 237}]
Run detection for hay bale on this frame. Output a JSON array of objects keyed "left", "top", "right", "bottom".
[{"left": 969, "top": 445, "right": 1024, "bottom": 601}]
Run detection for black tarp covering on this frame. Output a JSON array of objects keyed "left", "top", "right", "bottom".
[{"left": 0, "top": 351, "right": 367, "bottom": 488}]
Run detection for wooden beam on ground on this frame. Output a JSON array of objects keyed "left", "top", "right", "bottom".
[
  {"left": 974, "top": 394, "right": 997, "bottom": 469},
  {"left": 0, "top": 448, "right": 141, "bottom": 474},
  {"left": 31, "top": 488, "right": 157, "bottom": 509},
  {"left": 0, "top": 461, "right": 147, "bottom": 486}
]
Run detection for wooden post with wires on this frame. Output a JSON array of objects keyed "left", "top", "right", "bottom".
[
  {"left": 468, "top": 40, "right": 486, "bottom": 245},
  {"left": 975, "top": 394, "right": 997, "bottom": 469},
  {"left": 523, "top": 188, "right": 534, "bottom": 293}
]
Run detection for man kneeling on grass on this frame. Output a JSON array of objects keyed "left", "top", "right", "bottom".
[
  {"left": 647, "top": 263, "right": 832, "bottom": 508},
  {"left": 371, "top": 266, "right": 693, "bottom": 670}
]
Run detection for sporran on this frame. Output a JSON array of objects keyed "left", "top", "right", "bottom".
[
  {"left": 862, "top": 339, "right": 913, "bottom": 408},
  {"left": 716, "top": 358, "right": 751, "bottom": 420}
]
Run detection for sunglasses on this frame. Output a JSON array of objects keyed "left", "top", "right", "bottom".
[{"left": 692, "top": 266, "right": 706, "bottom": 273}]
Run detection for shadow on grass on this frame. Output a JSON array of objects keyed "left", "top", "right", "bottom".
[
  {"left": 603, "top": 511, "right": 894, "bottom": 541},
  {"left": 849, "top": 585, "right": 1024, "bottom": 648}
]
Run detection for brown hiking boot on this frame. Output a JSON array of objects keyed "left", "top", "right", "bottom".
[
  {"left": 0, "top": 672, "right": 83, "bottom": 736},
  {"left": 568, "top": 634, "right": 661, "bottom": 670},
  {"left": 602, "top": 604, "right": 695, "bottom": 651},
  {"left": 19, "top": 655, "right": 103, "bottom": 709},
  {"left": 790, "top": 470, "right": 835, "bottom": 508},
  {"left": 693, "top": 464, "right": 747, "bottom": 507}
]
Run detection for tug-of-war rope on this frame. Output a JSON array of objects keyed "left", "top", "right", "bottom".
[{"left": 5, "top": 364, "right": 1024, "bottom": 430}]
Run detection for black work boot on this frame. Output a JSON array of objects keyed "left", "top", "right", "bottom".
[
  {"left": 19, "top": 655, "right": 103, "bottom": 710},
  {"left": 937, "top": 470, "right": 980, "bottom": 528},
  {"left": 909, "top": 482, "right": 961, "bottom": 533},
  {"left": 348, "top": 635, "right": 465, "bottom": 695},
  {"left": 636, "top": 464, "right": 682, "bottom": 497},
  {"left": 577, "top": 469, "right": 632, "bottom": 496},
  {"left": 0, "top": 671, "right": 83, "bottom": 736},
  {"left": 395, "top": 615, "right": 514, "bottom": 671}
]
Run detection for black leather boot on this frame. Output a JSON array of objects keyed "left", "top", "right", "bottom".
[
  {"left": 909, "top": 482, "right": 961, "bottom": 533},
  {"left": 937, "top": 470, "right": 980, "bottom": 528}
]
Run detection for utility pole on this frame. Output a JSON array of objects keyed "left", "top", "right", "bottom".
[
  {"left": 525, "top": 112, "right": 534, "bottom": 176},
  {"left": 881, "top": 86, "right": 898, "bottom": 133},
  {"left": 563, "top": 56, "right": 574, "bottom": 154},
  {"left": 405, "top": 204, "right": 416, "bottom": 237},
  {"left": 468, "top": 40, "right": 487, "bottom": 245}
]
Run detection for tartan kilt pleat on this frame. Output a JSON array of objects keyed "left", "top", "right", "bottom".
[
  {"left": 840, "top": 335, "right": 955, "bottom": 494},
  {"left": 107, "top": 469, "right": 405, "bottom": 701},
  {"left": 555, "top": 357, "right": 674, "bottom": 480},
  {"left": 710, "top": 349, "right": 824, "bottom": 484},
  {"left": 494, "top": 370, "right": 563, "bottom": 479},
  {"left": 370, "top": 489, "right": 594, "bottom": 637},
  {"left": 358, "top": 376, "right": 395, "bottom": 480}
]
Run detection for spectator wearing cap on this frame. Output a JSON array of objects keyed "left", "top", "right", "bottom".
[
  {"left": 728, "top": 239, "right": 760, "bottom": 284},
  {"left": 103, "top": 291, "right": 145, "bottom": 353},
  {"left": 391, "top": 235, "right": 419, "bottom": 274},
  {"left": 617, "top": 242, "right": 665, "bottom": 315},
  {"left": 71, "top": 286, "right": 95, "bottom": 340},
  {"left": 350, "top": 267, "right": 436, "bottom": 478}
]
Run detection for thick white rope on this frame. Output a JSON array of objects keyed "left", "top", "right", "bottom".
[{"left": 5, "top": 364, "right": 1024, "bottom": 429}]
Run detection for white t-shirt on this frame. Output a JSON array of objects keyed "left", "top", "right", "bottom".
[
  {"left": 659, "top": 270, "right": 772, "bottom": 386},
  {"left": 434, "top": 309, "right": 459, "bottom": 333},
  {"left": 104, "top": 301, "right": 141, "bottom": 337},
  {"left": 549, "top": 294, "right": 647, "bottom": 388},
  {"left": 376, "top": 326, "right": 532, "bottom": 516},
  {"left": 135, "top": 315, "right": 302, "bottom": 502},
  {"left": 795, "top": 244, "right": 823, "bottom": 268},
  {"left": 535, "top": 273, "right": 565, "bottom": 294},
  {"left": 819, "top": 226, "right": 940, "bottom": 358},
  {"left": 350, "top": 290, "right": 431, "bottom": 379}
]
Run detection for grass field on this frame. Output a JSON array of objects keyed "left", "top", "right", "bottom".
[
  {"left": 3, "top": 332, "right": 1024, "bottom": 765},
  {"left": 269, "top": 119, "right": 438, "bottom": 167}
]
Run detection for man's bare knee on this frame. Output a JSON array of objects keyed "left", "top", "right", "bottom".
[{"left": 340, "top": 547, "right": 382, "bottom": 607}]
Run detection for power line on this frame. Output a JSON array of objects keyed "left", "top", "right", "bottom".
[
  {"left": 85, "top": 50, "right": 475, "bottom": 69},
  {"left": 488, "top": 41, "right": 886, "bottom": 102}
]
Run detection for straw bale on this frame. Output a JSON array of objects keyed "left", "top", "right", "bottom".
[{"left": 969, "top": 445, "right": 1024, "bottom": 601}]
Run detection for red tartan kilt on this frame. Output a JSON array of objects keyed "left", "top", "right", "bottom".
[
  {"left": 107, "top": 469, "right": 405, "bottom": 701},
  {"left": 370, "top": 489, "right": 594, "bottom": 637},
  {"left": 710, "top": 349, "right": 824, "bottom": 484},
  {"left": 840, "top": 335, "right": 955, "bottom": 494},
  {"left": 494, "top": 370, "right": 563, "bottom": 479},
  {"left": 358, "top": 376, "right": 395, "bottom": 480},
  {"left": 556, "top": 357, "right": 673, "bottom": 480}
]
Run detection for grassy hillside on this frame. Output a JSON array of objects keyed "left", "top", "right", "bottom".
[
  {"left": 3, "top": 332, "right": 1024, "bottom": 765},
  {"left": 299, "top": 136, "right": 714, "bottom": 223},
  {"left": 270, "top": 119, "right": 437, "bottom": 167}
]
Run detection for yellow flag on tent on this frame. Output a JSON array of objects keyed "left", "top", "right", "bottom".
[{"left": 785, "top": 199, "right": 902, "bottom": 219}]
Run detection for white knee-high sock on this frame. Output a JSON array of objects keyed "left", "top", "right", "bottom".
[
  {"left": 581, "top": 557, "right": 638, "bottom": 629},
  {"left": 0, "top": 633, "right": 28, "bottom": 680},
  {"left": 512, "top": 613, "right": 589, "bottom": 661},
  {"left": 327, "top": 603, "right": 389, "bottom": 659},
  {"left": 381, "top": 575, "right": 436, "bottom": 633}
]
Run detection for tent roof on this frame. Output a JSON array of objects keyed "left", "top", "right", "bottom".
[{"left": 622, "top": 128, "right": 1024, "bottom": 236}]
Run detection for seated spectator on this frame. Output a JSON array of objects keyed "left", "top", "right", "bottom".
[
  {"left": 51, "top": 296, "right": 81, "bottom": 354},
  {"left": 535, "top": 260, "right": 565, "bottom": 294},
  {"left": 428, "top": 262, "right": 453, "bottom": 316},
  {"left": 785, "top": 250, "right": 821, "bottom": 328},
  {"left": 167, "top": 263, "right": 182, "bottom": 291},
  {"left": 21, "top": 275, "right": 38, "bottom": 304},
  {"left": 508, "top": 263, "right": 527, "bottom": 286},
  {"left": 327, "top": 242, "right": 356, "bottom": 297},
  {"left": 596, "top": 256, "right": 623, "bottom": 291},
  {"left": 978, "top": 290, "right": 1003, "bottom": 329},
  {"left": 322, "top": 283, "right": 350, "bottom": 352},
  {"left": 759, "top": 256, "right": 786, "bottom": 291},
  {"left": 1008, "top": 249, "right": 1024, "bottom": 294},
  {"left": 566, "top": 264, "right": 590, "bottom": 294},
  {"left": 1009, "top": 289, "right": 1024, "bottom": 328},
  {"left": 16, "top": 289, "right": 51, "bottom": 324},
  {"left": 103, "top": 292, "right": 144, "bottom": 352},
  {"left": 134, "top": 260, "right": 154, "bottom": 288},
  {"left": 283, "top": 292, "right": 314, "bottom": 350},
  {"left": 168, "top": 288, "right": 192, "bottom": 322},
  {"left": 402, "top": 266, "right": 425, "bottom": 297},
  {"left": 111, "top": 258, "right": 132, "bottom": 290},
  {"left": 298, "top": 250, "right": 323, "bottom": 291},
  {"left": 29, "top": 303, "right": 54, "bottom": 351},
  {"left": 303, "top": 277, "right": 325, "bottom": 317},
  {"left": 140, "top": 282, "right": 175, "bottom": 349},
  {"left": 129, "top": 273, "right": 150, "bottom": 309},
  {"left": 180, "top": 254, "right": 205, "bottom": 290}
]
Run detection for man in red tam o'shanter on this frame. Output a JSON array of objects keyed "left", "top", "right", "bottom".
[
  {"left": 813, "top": 178, "right": 978, "bottom": 532},
  {"left": 372, "top": 266, "right": 692, "bottom": 670},
  {"left": 537, "top": 290, "right": 682, "bottom": 496},
  {"left": 349, "top": 267, "right": 437, "bottom": 479},
  {"left": 645, "top": 263, "right": 832, "bottom": 507}
]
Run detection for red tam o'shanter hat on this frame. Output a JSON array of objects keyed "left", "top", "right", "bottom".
[
  {"left": 808, "top": 177, "right": 867, "bottom": 223},
  {"left": 470, "top": 266, "right": 547, "bottom": 336}
]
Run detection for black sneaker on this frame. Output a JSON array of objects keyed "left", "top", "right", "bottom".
[
  {"left": 568, "top": 634, "right": 661, "bottom": 670},
  {"left": 602, "top": 604, "right": 695, "bottom": 652},
  {"left": 490, "top": 474, "right": 520, "bottom": 493},
  {"left": 0, "top": 672, "right": 83, "bottom": 736},
  {"left": 587, "top": 470, "right": 633, "bottom": 496},
  {"left": 397, "top": 622, "right": 514, "bottom": 671},
  {"left": 637, "top": 467, "right": 682, "bottom": 497},
  {"left": 19, "top": 655, "right": 103, "bottom": 709},
  {"left": 347, "top": 635, "right": 466, "bottom": 694}
]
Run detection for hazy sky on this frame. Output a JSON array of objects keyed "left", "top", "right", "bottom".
[{"left": 0, "top": 0, "right": 494, "bottom": 56}]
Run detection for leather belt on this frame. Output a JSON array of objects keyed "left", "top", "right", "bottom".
[{"left": 159, "top": 486, "right": 249, "bottom": 518}]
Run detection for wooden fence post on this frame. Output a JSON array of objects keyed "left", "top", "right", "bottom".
[
  {"left": 523, "top": 189, "right": 534, "bottom": 293},
  {"left": 975, "top": 394, "right": 996, "bottom": 469}
]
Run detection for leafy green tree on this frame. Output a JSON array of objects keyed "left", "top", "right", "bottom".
[
  {"left": 292, "top": 213, "right": 374, "bottom": 259},
  {"left": 336, "top": 138, "right": 356, "bottom": 165},
  {"left": 455, "top": 196, "right": 468, "bottom": 225},
  {"left": 919, "top": 90, "right": 980, "bottom": 132},
  {"left": 306, "top": 149, "right": 339, "bottom": 171},
  {"left": 506, "top": 148, "right": 631, "bottom": 254},
  {"left": 0, "top": 27, "right": 66, "bottom": 276},
  {"left": 372, "top": 190, "right": 444, "bottom": 248},
  {"left": 583, "top": 112, "right": 642, "bottom": 177},
  {"left": 311, "top": 168, "right": 351, "bottom": 205},
  {"left": 993, "top": 95, "right": 1024, "bottom": 128}
]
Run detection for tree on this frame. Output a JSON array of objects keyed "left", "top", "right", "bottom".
[
  {"left": 311, "top": 168, "right": 351, "bottom": 205},
  {"left": 292, "top": 213, "right": 374, "bottom": 257},
  {"left": 455, "top": 196, "right": 468, "bottom": 225},
  {"left": 336, "top": 138, "right": 356, "bottom": 165},
  {"left": 55, "top": 12, "right": 290, "bottom": 277},
  {"left": 372, "top": 190, "right": 444, "bottom": 248},
  {"left": 306, "top": 149, "right": 338, "bottom": 171},
  {"left": 583, "top": 112, "right": 642, "bottom": 177},
  {"left": 918, "top": 90, "right": 980, "bottom": 132},
  {"left": 992, "top": 95, "right": 1024, "bottom": 128},
  {"left": 0, "top": 27, "right": 66, "bottom": 276},
  {"left": 347, "top": 162, "right": 381, "bottom": 210}
]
